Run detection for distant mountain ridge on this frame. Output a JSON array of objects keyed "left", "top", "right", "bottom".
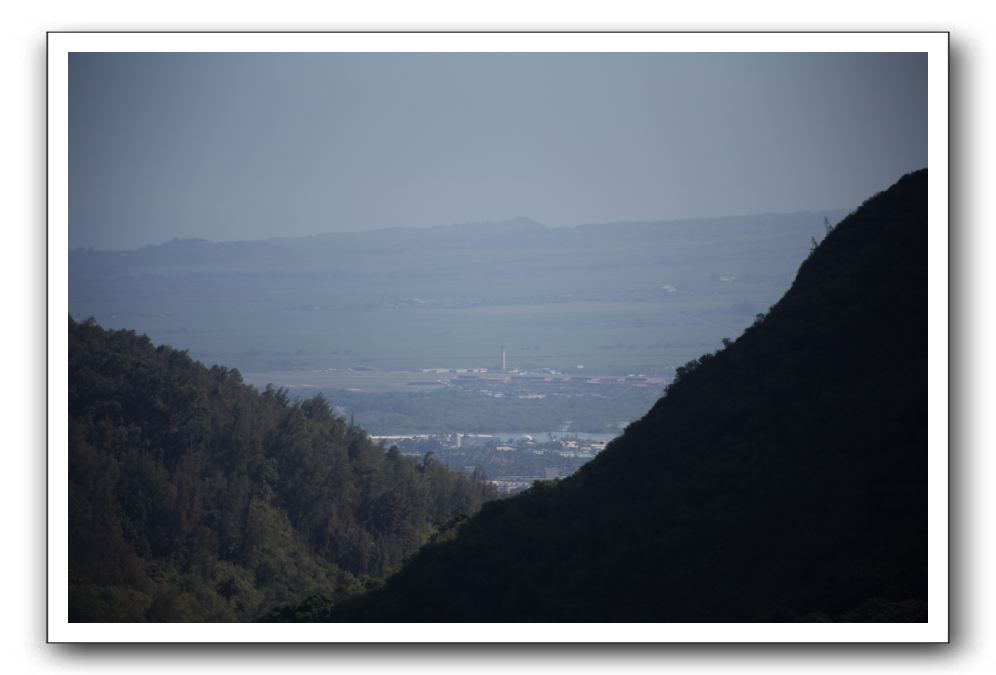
[
  {"left": 315, "top": 169, "right": 929, "bottom": 622},
  {"left": 69, "top": 205, "right": 846, "bottom": 384},
  {"left": 71, "top": 210, "right": 844, "bottom": 258}
]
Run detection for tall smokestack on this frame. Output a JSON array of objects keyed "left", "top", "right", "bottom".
[{"left": 501, "top": 345, "right": 507, "bottom": 372}]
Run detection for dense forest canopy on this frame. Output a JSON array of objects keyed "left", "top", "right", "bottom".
[
  {"left": 68, "top": 318, "right": 494, "bottom": 621},
  {"left": 318, "top": 169, "right": 929, "bottom": 622}
]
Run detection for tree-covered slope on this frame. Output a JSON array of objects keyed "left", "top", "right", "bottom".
[
  {"left": 68, "top": 318, "right": 494, "bottom": 621},
  {"left": 329, "top": 169, "right": 928, "bottom": 622}
]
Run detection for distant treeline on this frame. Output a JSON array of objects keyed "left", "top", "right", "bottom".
[{"left": 69, "top": 317, "right": 495, "bottom": 622}]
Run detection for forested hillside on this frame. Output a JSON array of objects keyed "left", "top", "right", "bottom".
[
  {"left": 323, "top": 169, "right": 929, "bottom": 622},
  {"left": 68, "top": 318, "right": 494, "bottom": 621}
]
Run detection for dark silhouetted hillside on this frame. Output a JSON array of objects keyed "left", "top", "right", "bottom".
[
  {"left": 68, "top": 318, "right": 495, "bottom": 621},
  {"left": 324, "top": 169, "right": 928, "bottom": 622}
]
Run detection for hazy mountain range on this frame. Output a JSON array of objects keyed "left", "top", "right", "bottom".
[{"left": 70, "top": 211, "right": 845, "bottom": 377}]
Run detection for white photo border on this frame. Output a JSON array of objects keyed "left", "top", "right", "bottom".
[{"left": 47, "top": 31, "right": 949, "bottom": 643}]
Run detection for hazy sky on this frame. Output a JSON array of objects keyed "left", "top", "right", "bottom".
[{"left": 69, "top": 52, "right": 927, "bottom": 250}]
